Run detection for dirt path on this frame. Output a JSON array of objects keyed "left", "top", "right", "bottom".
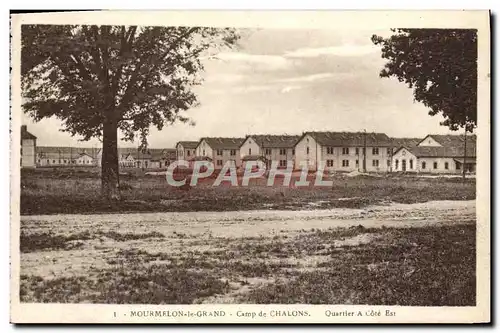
[{"left": 21, "top": 200, "right": 475, "bottom": 238}]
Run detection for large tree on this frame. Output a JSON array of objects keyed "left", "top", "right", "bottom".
[
  {"left": 21, "top": 25, "right": 239, "bottom": 200},
  {"left": 371, "top": 29, "right": 477, "bottom": 132}
]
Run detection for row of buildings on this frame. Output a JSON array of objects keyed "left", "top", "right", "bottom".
[
  {"left": 176, "top": 131, "right": 477, "bottom": 174},
  {"left": 21, "top": 126, "right": 177, "bottom": 169},
  {"left": 21, "top": 125, "right": 477, "bottom": 174}
]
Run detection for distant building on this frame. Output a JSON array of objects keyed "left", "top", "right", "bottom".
[
  {"left": 239, "top": 134, "right": 300, "bottom": 170},
  {"left": 176, "top": 141, "right": 198, "bottom": 161},
  {"left": 21, "top": 125, "right": 37, "bottom": 168},
  {"left": 294, "top": 131, "right": 393, "bottom": 172},
  {"left": 392, "top": 134, "right": 476, "bottom": 173},
  {"left": 195, "top": 137, "right": 245, "bottom": 169},
  {"left": 37, "top": 146, "right": 98, "bottom": 166}
]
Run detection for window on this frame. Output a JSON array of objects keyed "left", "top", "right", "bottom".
[
  {"left": 217, "top": 149, "right": 223, "bottom": 156},
  {"left": 292, "top": 149, "right": 295, "bottom": 155},
  {"left": 445, "top": 162, "right": 449, "bottom": 170},
  {"left": 372, "top": 160, "right": 379, "bottom": 167},
  {"left": 342, "top": 147, "right": 349, "bottom": 155},
  {"left": 217, "top": 160, "right": 223, "bottom": 166},
  {"left": 356, "top": 160, "right": 359, "bottom": 167},
  {"left": 179, "top": 150, "right": 183, "bottom": 156},
  {"left": 327, "top": 160, "right": 334, "bottom": 167},
  {"left": 409, "top": 159, "right": 413, "bottom": 169},
  {"left": 306, "top": 147, "right": 310, "bottom": 154},
  {"left": 327, "top": 147, "right": 334, "bottom": 154},
  {"left": 145, "top": 161, "right": 148, "bottom": 168},
  {"left": 279, "top": 160, "right": 287, "bottom": 167},
  {"left": 433, "top": 162, "right": 438, "bottom": 169},
  {"left": 37, "top": 159, "right": 40, "bottom": 164},
  {"left": 280, "top": 149, "right": 286, "bottom": 155},
  {"left": 202, "top": 149, "right": 206, "bottom": 156},
  {"left": 387, "top": 148, "right": 392, "bottom": 155},
  {"left": 52, "top": 160, "right": 56, "bottom": 163},
  {"left": 64, "top": 160, "right": 67, "bottom": 164},
  {"left": 47, "top": 159, "right": 50, "bottom": 164},
  {"left": 362, "top": 148, "right": 366, "bottom": 155},
  {"left": 387, "top": 159, "right": 390, "bottom": 167},
  {"left": 455, "top": 162, "right": 461, "bottom": 170},
  {"left": 187, "top": 150, "right": 191, "bottom": 156},
  {"left": 395, "top": 159, "right": 399, "bottom": 170},
  {"left": 355, "top": 148, "right": 359, "bottom": 155},
  {"left": 422, "top": 161, "right": 426, "bottom": 169},
  {"left": 372, "top": 148, "right": 379, "bottom": 155},
  {"left": 342, "top": 160, "right": 349, "bottom": 167},
  {"left": 265, "top": 148, "right": 271, "bottom": 155},
  {"left": 230, "top": 150, "right": 236, "bottom": 156}
]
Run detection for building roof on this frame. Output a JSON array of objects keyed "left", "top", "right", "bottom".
[
  {"left": 391, "top": 137, "right": 422, "bottom": 148},
  {"left": 419, "top": 134, "right": 477, "bottom": 147},
  {"left": 21, "top": 126, "right": 37, "bottom": 140},
  {"left": 396, "top": 133, "right": 478, "bottom": 158},
  {"left": 302, "top": 131, "right": 392, "bottom": 147},
  {"left": 199, "top": 137, "right": 245, "bottom": 150},
  {"left": 397, "top": 145, "right": 477, "bottom": 158},
  {"left": 245, "top": 134, "right": 301, "bottom": 148},
  {"left": 176, "top": 141, "right": 199, "bottom": 149}
]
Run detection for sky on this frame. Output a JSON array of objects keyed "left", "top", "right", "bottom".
[{"left": 20, "top": 28, "right": 458, "bottom": 149}]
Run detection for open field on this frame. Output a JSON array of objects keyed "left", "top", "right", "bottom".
[
  {"left": 19, "top": 200, "right": 476, "bottom": 305},
  {"left": 20, "top": 168, "right": 476, "bottom": 215}
]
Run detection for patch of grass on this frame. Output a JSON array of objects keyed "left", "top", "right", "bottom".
[
  {"left": 20, "top": 229, "right": 165, "bottom": 253},
  {"left": 242, "top": 224, "right": 476, "bottom": 306},
  {"left": 20, "top": 231, "right": 92, "bottom": 253},
  {"left": 97, "top": 230, "right": 165, "bottom": 241},
  {"left": 20, "top": 171, "right": 475, "bottom": 215},
  {"left": 20, "top": 266, "right": 230, "bottom": 304}
]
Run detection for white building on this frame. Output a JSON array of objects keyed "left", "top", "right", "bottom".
[
  {"left": 294, "top": 131, "right": 393, "bottom": 172},
  {"left": 239, "top": 134, "right": 300, "bottom": 169},
  {"left": 21, "top": 125, "right": 37, "bottom": 168},
  {"left": 392, "top": 134, "right": 476, "bottom": 173},
  {"left": 195, "top": 137, "right": 244, "bottom": 169}
]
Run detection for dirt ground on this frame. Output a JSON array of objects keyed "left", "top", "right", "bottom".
[{"left": 19, "top": 200, "right": 476, "bottom": 305}]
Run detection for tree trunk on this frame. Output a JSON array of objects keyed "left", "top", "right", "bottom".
[{"left": 101, "top": 114, "right": 120, "bottom": 201}]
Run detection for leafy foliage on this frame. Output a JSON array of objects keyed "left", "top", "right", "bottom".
[
  {"left": 21, "top": 25, "right": 240, "bottom": 146},
  {"left": 371, "top": 29, "right": 477, "bottom": 132}
]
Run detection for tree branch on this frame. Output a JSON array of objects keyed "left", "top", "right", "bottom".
[{"left": 117, "top": 27, "right": 198, "bottom": 114}]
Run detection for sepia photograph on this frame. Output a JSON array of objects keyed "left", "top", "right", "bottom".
[{"left": 10, "top": 10, "right": 490, "bottom": 324}]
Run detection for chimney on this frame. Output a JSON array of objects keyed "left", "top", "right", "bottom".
[{"left": 21, "top": 125, "right": 27, "bottom": 132}]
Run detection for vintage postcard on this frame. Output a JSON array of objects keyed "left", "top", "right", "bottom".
[{"left": 10, "top": 10, "right": 490, "bottom": 324}]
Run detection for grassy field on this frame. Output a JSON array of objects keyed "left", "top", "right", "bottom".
[
  {"left": 20, "top": 220, "right": 476, "bottom": 305},
  {"left": 20, "top": 168, "right": 476, "bottom": 215},
  {"left": 19, "top": 168, "right": 476, "bottom": 305}
]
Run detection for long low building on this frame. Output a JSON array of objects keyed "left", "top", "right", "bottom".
[
  {"left": 21, "top": 125, "right": 477, "bottom": 174},
  {"left": 294, "top": 131, "right": 393, "bottom": 172}
]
